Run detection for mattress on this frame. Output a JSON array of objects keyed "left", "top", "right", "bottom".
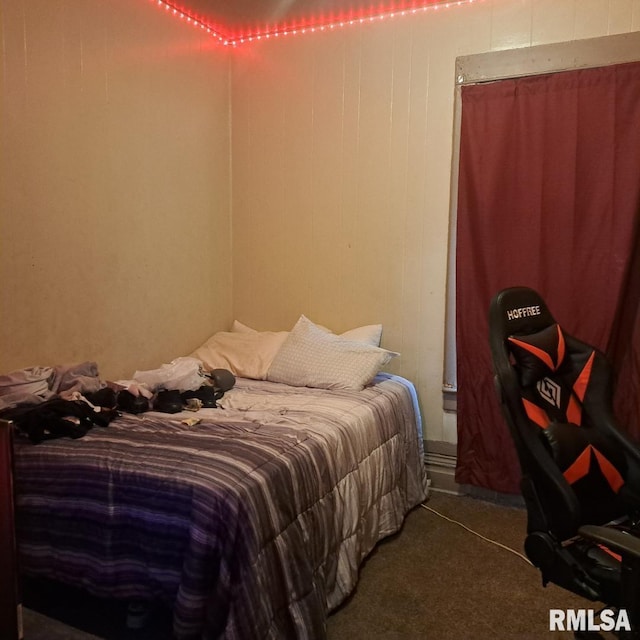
[{"left": 13, "top": 374, "right": 428, "bottom": 639}]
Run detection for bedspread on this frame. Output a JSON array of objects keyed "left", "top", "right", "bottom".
[{"left": 13, "top": 374, "right": 428, "bottom": 639}]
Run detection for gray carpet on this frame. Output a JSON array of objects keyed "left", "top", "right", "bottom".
[
  {"left": 327, "top": 491, "right": 609, "bottom": 639},
  {"left": 21, "top": 491, "right": 617, "bottom": 639}
]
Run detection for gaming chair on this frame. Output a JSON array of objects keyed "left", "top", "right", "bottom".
[{"left": 489, "top": 286, "right": 640, "bottom": 638}]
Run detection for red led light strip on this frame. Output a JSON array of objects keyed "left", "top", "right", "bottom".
[
  {"left": 150, "top": 0, "right": 228, "bottom": 43},
  {"left": 150, "top": 0, "right": 482, "bottom": 47}
]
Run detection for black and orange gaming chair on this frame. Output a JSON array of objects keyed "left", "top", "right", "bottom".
[{"left": 489, "top": 286, "right": 640, "bottom": 637}]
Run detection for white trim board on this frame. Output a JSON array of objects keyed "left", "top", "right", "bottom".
[{"left": 456, "top": 31, "right": 640, "bottom": 86}]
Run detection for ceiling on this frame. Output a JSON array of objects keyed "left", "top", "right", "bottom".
[{"left": 165, "top": 0, "right": 448, "bottom": 39}]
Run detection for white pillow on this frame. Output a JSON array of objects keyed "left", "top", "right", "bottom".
[
  {"left": 232, "top": 319, "right": 383, "bottom": 346},
  {"left": 190, "top": 331, "right": 288, "bottom": 380},
  {"left": 267, "top": 315, "right": 398, "bottom": 391}
]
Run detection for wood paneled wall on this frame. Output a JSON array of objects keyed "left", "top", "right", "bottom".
[
  {"left": 1, "top": 0, "right": 233, "bottom": 380},
  {"left": 2, "top": 0, "right": 639, "bottom": 440},
  {"left": 230, "top": 0, "right": 640, "bottom": 442}
]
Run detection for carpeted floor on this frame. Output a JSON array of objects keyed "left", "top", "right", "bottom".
[
  {"left": 21, "top": 491, "right": 617, "bottom": 639},
  {"left": 327, "top": 492, "right": 611, "bottom": 640}
]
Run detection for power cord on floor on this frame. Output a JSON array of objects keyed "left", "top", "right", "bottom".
[{"left": 420, "top": 502, "right": 533, "bottom": 566}]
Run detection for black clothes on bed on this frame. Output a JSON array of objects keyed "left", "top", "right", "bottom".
[{"left": 1, "top": 397, "right": 117, "bottom": 443}]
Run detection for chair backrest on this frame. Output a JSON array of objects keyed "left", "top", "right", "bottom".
[{"left": 489, "top": 286, "right": 640, "bottom": 540}]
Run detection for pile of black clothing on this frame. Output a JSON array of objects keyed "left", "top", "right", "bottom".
[
  {"left": 0, "top": 362, "right": 237, "bottom": 443},
  {"left": 0, "top": 395, "right": 117, "bottom": 443},
  {"left": 0, "top": 362, "right": 120, "bottom": 444}
]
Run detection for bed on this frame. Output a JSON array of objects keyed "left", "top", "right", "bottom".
[{"left": 12, "top": 372, "right": 428, "bottom": 640}]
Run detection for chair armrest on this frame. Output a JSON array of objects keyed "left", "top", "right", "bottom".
[{"left": 579, "top": 524, "right": 640, "bottom": 561}]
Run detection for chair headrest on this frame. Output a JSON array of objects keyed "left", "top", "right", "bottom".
[
  {"left": 489, "top": 286, "right": 559, "bottom": 385},
  {"left": 489, "top": 286, "right": 556, "bottom": 337}
]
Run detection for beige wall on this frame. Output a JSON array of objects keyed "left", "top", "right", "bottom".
[
  {"left": 1, "top": 0, "right": 232, "bottom": 380},
  {"left": 230, "top": 0, "right": 640, "bottom": 442},
  {"left": 2, "top": 0, "right": 639, "bottom": 440}
]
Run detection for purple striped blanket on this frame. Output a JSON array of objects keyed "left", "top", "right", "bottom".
[{"left": 13, "top": 375, "right": 428, "bottom": 639}]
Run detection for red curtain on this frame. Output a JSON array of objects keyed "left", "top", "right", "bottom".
[
  {"left": 609, "top": 226, "right": 640, "bottom": 436},
  {"left": 455, "top": 61, "right": 640, "bottom": 494}
]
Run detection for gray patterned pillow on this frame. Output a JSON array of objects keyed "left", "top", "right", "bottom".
[{"left": 267, "top": 315, "right": 398, "bottom": 390}]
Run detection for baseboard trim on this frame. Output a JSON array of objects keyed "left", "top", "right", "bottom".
[
  {"left": 459, "top": 484, "right": 525, "bottom": 507},
  {"left": 424, "top": 440, "right": 462, "bottom": 495},
  {"left": 423, "top": 441, "right": 525, "bottom": 505}
]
